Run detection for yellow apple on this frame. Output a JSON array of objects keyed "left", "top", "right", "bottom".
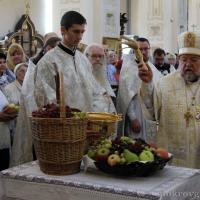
[{"left": 107, "top": 154, "right": 120, "bottom": 166}]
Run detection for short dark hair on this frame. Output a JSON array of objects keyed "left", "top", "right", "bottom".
[
  {"left": 60, "top": 11, "right": 87, "bottom": 29},
  {"left": 0, "top": 52, "right": 6, "bottom": 60},
  {"left": 136, "top": 37, "right": 150, "bottom": 46},
  {"left": 153, "top": 48, "right": 166, "bottom": 57}
]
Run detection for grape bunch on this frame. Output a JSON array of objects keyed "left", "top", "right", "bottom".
[
  {"left": 32, "top": 103, "right": 87, "bottom": 119},
  {"left": 32, "top": 103, "right": 60, "bottom": 118}
]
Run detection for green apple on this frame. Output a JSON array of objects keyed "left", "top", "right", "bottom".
[
  {"left": 87, "top": 149, "right": 96, "bottom": 159},
  {"left": 139, "top": 150, "right": 154, "bottom": 161},
  {"left": 107, "top": 154, "right": 121, "bottom": 166},
  {"left": 8, "top": 103, "right": 16, "bottom": 109},
  {"left": 103, "top": 139, "right": 112, "bottom": 144},
  {"left": 96, "top": 147, "right": 110, "bottom": 162},
  {"left": 102, "top": 143, "right": 112, "bottom": 149},
  {"left": 120, "top": 136, "right": 133, "bottom": 144},
  {"left": 8, "top": 103, "right": 19, "bottom": 111}
]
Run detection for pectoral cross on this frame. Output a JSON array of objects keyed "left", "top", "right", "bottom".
[{"left": 184, "top": 110, "right": 193, "bottom": 127}]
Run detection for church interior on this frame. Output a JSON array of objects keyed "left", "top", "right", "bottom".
[
  {"left": 1, "top": 1, "right": 200, "bottom": 199},
  {"left": 0, "top": 0, "right": 199, "bottom": 57}
]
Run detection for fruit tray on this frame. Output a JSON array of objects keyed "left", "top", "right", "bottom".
[
  {"left": 87, "top": 137, "right": 173, "bottom": 177},
  {"left": 94, "top": 155, "right": 172, "bottom": 177}
]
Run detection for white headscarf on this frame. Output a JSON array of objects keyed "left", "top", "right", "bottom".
[{"left": 14, "top": 63, "right": 28, "bottom": 75}]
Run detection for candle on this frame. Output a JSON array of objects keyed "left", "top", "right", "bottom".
[{"left": 59, "top": 72, "right": 65, "bottom": 118}]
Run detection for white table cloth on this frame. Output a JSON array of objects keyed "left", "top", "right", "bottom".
[{"left": 0, "top": 161, "right": 200, "bottom": 200}]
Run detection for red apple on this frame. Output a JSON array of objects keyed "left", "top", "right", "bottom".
[
  {"left": 156, "top": 148, "right": 169, "bottom": 159},
  {"left": 96, "top": 147, "right": 110, "bottom": 162}
]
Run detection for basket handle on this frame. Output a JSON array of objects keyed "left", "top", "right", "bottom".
[{"left": 59, "top": 71, "right": 66, "bottom": 118}]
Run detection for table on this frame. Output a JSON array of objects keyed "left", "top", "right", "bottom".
[{"left": 0, "top": 161, "right": 200, "bottom": 200}]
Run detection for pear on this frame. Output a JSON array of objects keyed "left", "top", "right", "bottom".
[{"left": 123, "top": 149, "right": 139, "bottom": 164}]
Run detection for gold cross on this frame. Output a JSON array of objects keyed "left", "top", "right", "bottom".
[
  {"left": 25, "top": 1, "right": 30, "bottom": 16},
  {"left": 184, "top": 110, "right": 193, "bottom": 127}
]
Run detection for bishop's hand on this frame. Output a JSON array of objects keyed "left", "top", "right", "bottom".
[{"left": 138, "top": 63, "right": 153, "bottom": 83}]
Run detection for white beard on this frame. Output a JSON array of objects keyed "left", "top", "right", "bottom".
[
  {"left": 92, "top": 63, "right": 107, "bottom": 87},
  {"left": 92, "top": 63, "right": 115, "bottom": 97}
]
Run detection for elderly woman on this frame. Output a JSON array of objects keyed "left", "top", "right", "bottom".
[
  {"left": 0, "top": 52, "right": 15, "bottom": 93},
  {"left": 4, "top": 63, "right": 27, "bottom": 105},
  {"left": 4, "top": 63, "right": 27, "bottom": 146},
  {"left": 6, "top": 43, "right": 26, "bottom": 71}
]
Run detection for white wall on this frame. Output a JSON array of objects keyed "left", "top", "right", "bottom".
[
  {"left": 51, "top": 0, "right": 120, "bottom": 44},
  {"left": 1, "top": 0, "right": 196, "bottom": 54},
  {"left": 0, "top": 0, "right": 47, "bottom": 39},
  {"left": 128, "top": 0, "right": 182, "bottom": 54}
]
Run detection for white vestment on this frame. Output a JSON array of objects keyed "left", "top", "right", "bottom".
[
  {"left": 10, "top": 45, "right": 115, "bottom": 166},
  {"left": 10, "top": 59, "right": 37, "bottom": 166},
  {"left": 141, "top": 70, "right": 200, "bottom": 168},
  {"left": 117, "top": 57, "right": 161, "bottom": 142},
  {"left": 92, "top": 63, "right": 116, "bottom": 113},
  {"left": 34, "top": 46, "right": 115, "bottom": 112}
]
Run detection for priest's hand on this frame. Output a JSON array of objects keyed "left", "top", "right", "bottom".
[
  {"left": 131, "top": 119, "right": 141, "bottom": 133},
  {"left": 138, "top": 63, "right": 153, "bottom": 83},
  {"left": 0, "top": 106, "right": 18, "bottom": 122}
]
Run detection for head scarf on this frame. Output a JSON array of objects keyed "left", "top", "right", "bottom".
[{"left": 14, "top": 62, "right": 28, "bottom": 75}]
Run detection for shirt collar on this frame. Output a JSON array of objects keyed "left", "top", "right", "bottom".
[{"left": 58, "top": 42, "right": 76, "bottom": 56}]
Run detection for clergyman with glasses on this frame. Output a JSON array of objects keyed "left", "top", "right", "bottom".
[
  {"left": 84, "top": 43, "right": 116, "bottom": 113},
  {"left": 138, "top": 31, "right": 200, "bottom": 168},
  {"left": 117, "top": 37, "right": 162, "bottom": 142}
]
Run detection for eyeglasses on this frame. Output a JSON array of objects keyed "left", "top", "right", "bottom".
[
  {"left": 89, "top": 54, "right": 104, "bottom": 59},
  {"left": 139, "top": 48, "right": 150, "bottom": 52}
]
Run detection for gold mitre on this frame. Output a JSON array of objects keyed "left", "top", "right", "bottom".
[{"left": 178, "top": 31, "right": 200, "bottom": 56}]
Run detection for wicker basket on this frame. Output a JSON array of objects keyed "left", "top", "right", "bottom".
[
  {"left": 87, "top": 121, "right": 116, "bottom": 137},
  {"left": 86, "top": 112, "right": 122, "bottom": 146},
  {"left": 30, "top": 72, "right": 88, "bottom": 175}
]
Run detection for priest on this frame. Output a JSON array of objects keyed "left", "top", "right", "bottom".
[
  {"left": 138, "top": 31, "right": 200, "bottom": 168},
  {"left": 117, "top": 37, "right": 161, "bottom": 143},
  {"left": 84, "top": 43, "right": 116, "bottom": 113}
]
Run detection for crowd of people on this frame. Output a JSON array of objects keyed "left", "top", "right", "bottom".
[{"left": 0, "top": 10, "right": 199, "bottom": 171}]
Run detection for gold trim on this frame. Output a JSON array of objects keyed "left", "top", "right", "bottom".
[{"left": 87, "top": 112, "right": 122, "bottom": 122}]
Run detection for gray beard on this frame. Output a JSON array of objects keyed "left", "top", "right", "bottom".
[{"left": 182, "top": 71, "right": 199, "bottom": 82}]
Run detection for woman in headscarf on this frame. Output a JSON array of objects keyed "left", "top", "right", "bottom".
[
  {"left": 6, "top": 43, "right": 26, "bottom": 71},
  {"left": 4, "top": 63, "right": 27, "bottom": 145},
  {"left": 4, "top": 63, "right": 27, "bottom": 104}
]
